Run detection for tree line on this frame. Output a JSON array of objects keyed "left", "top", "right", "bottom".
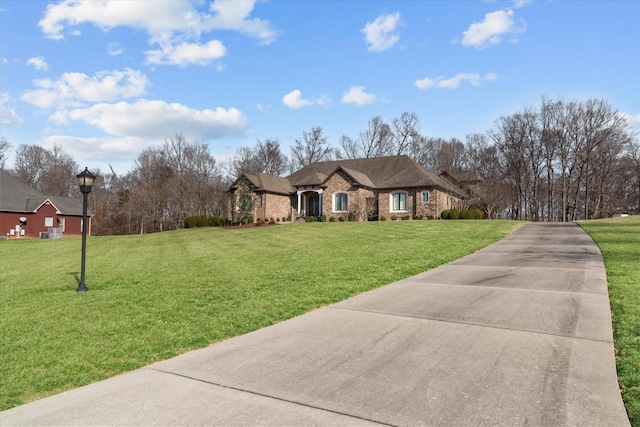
[{"left": 0, "top": 96, "right": 637, "bottom": 234}]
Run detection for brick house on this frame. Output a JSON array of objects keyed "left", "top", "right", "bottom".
[
  {"left": 0, "top": 170, "right": 90, "bottom": 238},
  {"left": 228, "top": 155, "right": 466, "bottom": 222}
]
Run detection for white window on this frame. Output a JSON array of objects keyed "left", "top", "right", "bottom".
[
  {"left": 390, "top": 192, "right": 408, "bottom": 212},
  {"left": 59, "top": 218, "right": 65, "bottom": 232},
  {"left": 334, "top": 193, "right": 348, "bottom": 212},
  {"left": 44, "top": 217, "right": 54, "bottom": 227},
  {"left": 422, "top": 191, "right": 430, "bottom": 202}
]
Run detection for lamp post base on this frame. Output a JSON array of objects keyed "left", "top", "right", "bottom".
[{"left": 76, "top": 283, "right": 89, "bottom": 292}]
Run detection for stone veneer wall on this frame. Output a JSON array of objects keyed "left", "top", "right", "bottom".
[
  {"left": 321, "top": 172, "right": 375, "bottom": 221},
  {"left": 322, "top": 172, "right": 351, "bottom": 220},
  {"left": 414, "top": 188, "right": 457, "bottom": 218},
  {"left": 378, "top": 190, "right": 415, "bottom": 219},
  {"left": 376, "top": 188, "right": 461, "bottom": 220},
  {"left": 263, "top": 193, "right": 294, "bottom": 221}
]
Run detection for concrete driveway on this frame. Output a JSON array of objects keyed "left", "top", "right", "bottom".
[{"left": 1, "top": 222, "right": 629, "bottom": 426}]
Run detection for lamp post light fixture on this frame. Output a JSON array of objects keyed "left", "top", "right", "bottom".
[{"left": 76, "top": 167, "right": 96, "bottom": 292}]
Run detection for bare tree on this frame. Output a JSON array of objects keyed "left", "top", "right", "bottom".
[
  {"left": 227, "top": 138, "right": 289, "bottom": 178},
  {"left": 14, "top": 143, "right": 77, "bottom": 196},
  {"left": 338, "top": 135, "right": 360, "bottom": 160},
  {"left": 390, "top": 111, "right": 421, "bottom": 156},
  {"left": 255, "top": 139, "right": 288, "bottom": 176},
  {"left": 0, "top": 137, "right": 10, "bottom": 170},
  {"left": 291, "top": 126, "right": 334, "bottom": 168},
  {"left": 358, "top": 116, "right": 393, "bottom": 158},
  {"left": 43, "top": 144, "right": 78, "bottom": 197},
  {"left": 227, "top": 146, "right": 263, "bottom": 178},
  {"left": 14, "top": 144, "right": 48, "bottom": 188},
  {"left": 465, "top": 133, "right": 510, "bottom": 218}
]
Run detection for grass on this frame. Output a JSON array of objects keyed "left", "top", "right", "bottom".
[
  {"left": 0, "top": 220, "right": 520, "bottom": 410},
  {"left": 579, "top": 216, "right": 640, "bottom": 425}
]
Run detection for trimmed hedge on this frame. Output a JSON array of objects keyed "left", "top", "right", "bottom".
[
  {"left": 441, "top": 209, "right": 484, "bottom": 220},
  {"left": 184, "top": 215, "right": 225, "bottom": 228}
]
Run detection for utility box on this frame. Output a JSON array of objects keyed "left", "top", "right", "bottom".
[{"left": 48, "top": 227, "right": 63, "bottom": 239}]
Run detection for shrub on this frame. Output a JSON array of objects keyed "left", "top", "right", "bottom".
[
  {"left": 469, "top": 208, "right": 484, "bottom": 219},
  {"left": 305, "top": 216, "right": 317, "bottom": 222},
  {"left": 401, "top": 215, "right": 410, "bottom": 221},
  {"left": 269, "top": 218, "right": 276, "bottom": 225},
  {"left": 255, "top": 219, "right": 265, "bottom": 226},
  {"left": 329, "top": 216, "right": 336, "bottom": 222},
  {"left": 320, "top": 214, "right": 327, "bottom": 222},
  {"left": 185, "top": 215, "right": 224, "bottom": 228},
  {"left": 287, "top": 214, "right": 292, "bottom": 222},
  {"left": 427, "top": 215, "right": 434, "bottom": 220},
  {"left": 338, "top": 217, "right": 345, "bottom": 222},
  {"left": 209, "top": 216, "right": 224, "bottom": 227},
  {"left": 415, "top": 215, "right": 423, "bottom": 220},
  {"left": 380, "top": 216, "right": 387, "bottom": 221},
  {"left": 390, "top": 214, "right": 397, "bottom": 221},
  {"left": 441, "top": 209, "right": 460, "bottom": 220},
  {"left": 348, "top": 212, "right": 355, "bottom": 222}
]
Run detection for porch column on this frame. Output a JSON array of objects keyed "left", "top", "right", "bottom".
[
  {"left": 297, "top": 191, "right": 302, "bottom": 216},
  {"left": 317, "top": 189, "right": 323, "bottom": 216}
]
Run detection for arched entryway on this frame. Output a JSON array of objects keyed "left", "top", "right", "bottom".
[{"left": 296, "top": 188, "right": 323, "bottom": 218}]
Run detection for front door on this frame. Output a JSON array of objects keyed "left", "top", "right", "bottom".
[{"left": 308, "top": 193, "right": 320, "bottom": 217}]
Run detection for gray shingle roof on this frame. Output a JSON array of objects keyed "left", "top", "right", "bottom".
[
  {"left": 287, "top": 156, "right": 466, "bottom": 196},
  {"left": 236, "top": 173, "right": 294, "bottom": 195},
  {"left": 0, "top": 171, "right": 85, "bottom": 215},
  {"left": 230, "top": 156, "right": 466, "bottom": 198}
]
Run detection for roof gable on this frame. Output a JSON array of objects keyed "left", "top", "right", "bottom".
[
  {"left": 322, "top": 166, "right": 375, "bottom": 188},
  {"left": 230, "top": 173, "right": 293, "bottom": 195}
]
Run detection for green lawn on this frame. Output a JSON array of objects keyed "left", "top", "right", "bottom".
[
  {"left": 0, "top": 220, "right": 519, "bottom": 410},
  {"left": 579, "top": 216, "right": 640, "bottom": 425}
]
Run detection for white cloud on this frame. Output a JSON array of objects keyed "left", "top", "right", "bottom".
[
  {"left": 41, "top": 134, "right": 144, "bottom": 163},
  {"left": 38, "top": 0, "right": 278, "bottom": 66},
  {"left": 341, "top": 86, "right": 377, "bottom": 106},
  {"left": 0, "top": 93, "right": 25, "bottom": 126},
  {"left": 462, "top": 10, "right": 524, "bottom": 48},
  {"left": 622, "top": 112, "right": 640, "bottom": 129},
  {"left": 26, "top": 56, "right": 49, "bottom": 71},
  {"left": 361, "top": 12, "right": 401, "bottom": 52},
  {"left": 39, "top": 1, "right": 203, "bottom": 40},
  {"left": 50, "top": 99, "right": 247, "bottom": 140},
  {"left": 21, "top": 68, "right": 149, "bottom": 109},
  {"left": 282, "top": 90, "right": 314, "bottom": 109},
  {"left": 145, "top": 40, "right": 226, "bottom": 66},
  {"left": 208, "top": 0, "right": 279, "bottom": 45},
  {"left": 415, "top": 73, "right": 497, "bottom": 90},
  {"left": 512, "top": 0, "right": 533, "bottom": 8},
  {"left": 107, "top": 42, "right": 124, "bottom": 56}
]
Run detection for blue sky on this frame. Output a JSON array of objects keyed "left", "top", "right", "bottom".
[{"left": 1, "top": 0, "right": 639, "bottom": 175}]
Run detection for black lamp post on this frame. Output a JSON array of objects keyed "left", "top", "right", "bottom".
[{"left": 76, "top": 167, "right": 96, "bottom": 292}]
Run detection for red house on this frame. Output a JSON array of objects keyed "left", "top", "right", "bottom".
[{"left": 0, "top": 171, "right": 91, "bottom": 239}]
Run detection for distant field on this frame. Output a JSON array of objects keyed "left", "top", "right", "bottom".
[
  {"left": 579, "top": 216, "right": 640, "bottom": 425},
  {"left": 0, "top": 220, "right": 519, "bottom": 410}
]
